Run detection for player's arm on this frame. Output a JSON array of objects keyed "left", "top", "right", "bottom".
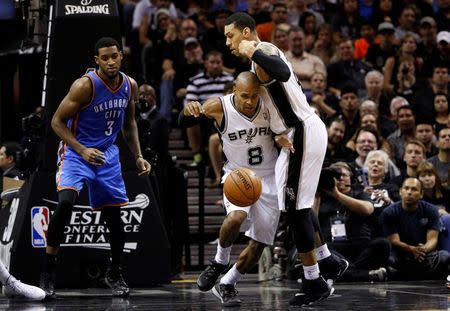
[
  {"left": 51, "top": 77, "right": 105, "bottom": 165},
  {"left": 179, "top": 97, "right": 223, "bottom": 127},
  {"left": 238, "top": 41, "right": 290, "bottom": 82},
  {"left": 122, "top": 77, "right": 151, "bottom": 175}
]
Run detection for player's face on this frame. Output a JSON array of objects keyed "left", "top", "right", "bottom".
[
  {"left": 224, "top": 24, "right": 251, "bottom": 57},
  {"left": 0, "top": 147, "right": 11, "bottom": 170},
  {"left": 95, "top": 46, "right": 122, "bottom": 79},
  {"left": 234, "top": 84, "right": 260, "bottom": 116}
]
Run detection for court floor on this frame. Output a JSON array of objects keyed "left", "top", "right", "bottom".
[{"left": 2, "top": 274, "right": 449, "bottom": 310}]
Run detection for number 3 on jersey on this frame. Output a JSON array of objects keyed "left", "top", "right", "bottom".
[
  {"left": 248, "top": 146, "right": 263, "bottom": 165},
  {"left": 105, "top": 120, "right": 114, "bottom": 136}
]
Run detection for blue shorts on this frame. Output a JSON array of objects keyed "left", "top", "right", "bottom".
[{"left": 56, "top": 144, "right": 128, "bottom": 209}]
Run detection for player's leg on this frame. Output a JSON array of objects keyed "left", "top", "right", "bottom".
[
  {"left": 40, "top": 189, "right": 78, "bottom": 298},
  {"left": 102, "top": 206, "right": 129, "bottom": 297},
  {"left": 0, "top": 260, "right": 45, "bottom": 301},
  {"left": 197, "top": 193, "right": 249, "bottom": 291}
]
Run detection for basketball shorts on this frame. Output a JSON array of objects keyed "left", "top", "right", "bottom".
[
  {"left": 222, "top": 173, "right": 280, "bottom": 245},
  {"left": 56, "top": 144, "right": 128, "bottom": 209},
  {"left": 275, "top": 113, "right": 327, "bottom": 211}
]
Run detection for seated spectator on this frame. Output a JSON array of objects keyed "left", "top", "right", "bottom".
[
  {"left": 427, "top": 127, "right": 450, "bottom": 186},
  {"left": 256, "top": 2, "right": 288, "bottom": 42},
  {"left": 393, "top": 5, "right": 419, "bottom": 43},
  {"left": 0, "top": 142, "right": 22, "bottom": 180},
  {"left": 415, "top": 121, "right": 438, "bottom": 158},
  {"left": 270, "top": 23, "right": 290, "bottom": 53},
  {"left": 417, "top": 16, "right": 439, "bottom": 78},
  {"left": 327, "top": 39, "right": 372, "bottom": 94},
  {"left": 365, "top": 21, "right": 397, "bottom": 72},
  {"left": 353, "top": 22, "right": 376, "bottom": 61},
  {"left": 299, "top": 11, "right": 318, "bottom": 52},
  {"left": 316, "top": 162, "right": 389, "bottom": 282},
  {"left": 330, "top": 0, "right": 361, "bottom": 41},
  {"left": 381, "top": 177, "right": 450, "bottom": 280},
  {"left": 310, "top": 23, "right": 338, "bottom": 66},
  {"left": 345, "top": 112, "right": 392, "bottom": 157},
  {"left": 349, "top": 126, "right": 400, "bottom": 187},
  {"left": 432, "top": 93, "right": 450, "bottom": 136},
  {"left": 392, "top": 140, "right": 426, "bottom": 187},
  {"left": 361, "top": 70, "right": 395, "bottom": 121},
  {"left": 285, "top": 26, "right": 326, "bottom": 91},
  {"left": 305, "top": 72, "right": 339, "bottom": 118},
  {"left": 334, "top": 84, "right": 360, "bottom": 144},
  {"left": 387, "top": 105, "right": 416, "bottom": 166},
  {"left": 324, "top": 118, "right": 353, "bottom": 164},
  {"left": 360, "top": 150, "right": 400, "bottom": 238}
]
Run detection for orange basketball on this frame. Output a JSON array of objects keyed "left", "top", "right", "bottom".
[{"left": 223, "top": 167, "right": 262, "bottom": 207}]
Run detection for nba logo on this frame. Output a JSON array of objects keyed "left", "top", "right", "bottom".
[{"left": 31, "top": 207, "right": 49, "bottom": 248}]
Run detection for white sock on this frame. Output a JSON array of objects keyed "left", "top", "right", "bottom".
[
  {"left": 316, "top": 244, "right": 331, "bottom": 261},
  {"left": 303, "top": 263, "right": 320, "bottom": 280},
  {"left": 0, "top": 261, "right": 11, "bottom": 285},
  {"left": 215, "top": 244, "right": 231, "bottom": 265},
  {"left": 220, "top": 264, "right": 242, "bottom": 285}
]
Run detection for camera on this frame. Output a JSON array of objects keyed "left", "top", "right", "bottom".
[
  {"left": 401, "top": 66, "right": 409, "bottom": 75},
  {"left": 22, "top": 112, "right": 43, "bottom": 134}
]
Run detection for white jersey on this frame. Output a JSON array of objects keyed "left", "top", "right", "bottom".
[
  {"left": 251, "top": 42, "right": 316, "bottom": 133},
  {"left": 218, "top": 94, "right": 278, "bottom": 177}
]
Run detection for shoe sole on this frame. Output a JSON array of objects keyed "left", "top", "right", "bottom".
[
  {"left": 211, "top": 286, "right": 241, "bottom": 306},
  {"left": 289, "top": 287, "right": 335, "bottom": 308}
]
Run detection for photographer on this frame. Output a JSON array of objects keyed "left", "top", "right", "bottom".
[{"left": 396, "top": 56, "right": 417, "bottom": 100}]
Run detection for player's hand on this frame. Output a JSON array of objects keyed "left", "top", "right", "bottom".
[
  {"left": 184, "top": 101, "right": 204, "bottom": 117},
  {"left": 274, "top": 134, "right": 295, "bottom": 153},
  {"left": 136, "top": 157, "right": 151, "bottom": 176},
  {"left": 80, "top": 148, "right": 106, "bottom": 166},
  {"left": 238, "top": 40, "right": 258, "bottom": 58}
]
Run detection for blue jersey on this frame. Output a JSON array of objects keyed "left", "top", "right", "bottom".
[{"left": 66, "top": 70, "right": 131, "bottom": 152}]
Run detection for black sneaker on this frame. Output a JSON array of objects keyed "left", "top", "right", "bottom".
[
  {"left": 319, "top": 253, "right": 349, "bottom": 284},
  {"left": 105, "top": 268, "right": 130, "bottom": 297},
  {"left": 289, "top": 276, "right": 333, "bottom": 307},
  {"left": 39, "top": 272, "right": 56, "bottom": 299},
  {"left": 211, "top": 283, "right": 241, "bottom": 306},
  {"left": 197, "top": 260, "right": 231, "bottom": 291}
]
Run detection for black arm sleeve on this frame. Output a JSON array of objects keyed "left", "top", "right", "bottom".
[
  {"left": 251, "top": 49, "right": 291, "bottom": 82},
  {"left": 178, "top": 110, "right": 202, "bottom": 128}
]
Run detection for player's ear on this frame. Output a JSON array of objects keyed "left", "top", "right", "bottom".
[
  {"left": 94, "top": 55, "right": 99, "bottom": 65},
  {"left": 243, "top": 27, "right": 251, "bottom": 37}
]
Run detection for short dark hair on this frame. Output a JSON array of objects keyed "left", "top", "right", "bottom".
[
  {"left": 204, "top": 50, "right": 223, "bottom": 61},
  {"left": 225, "top": 12, "right": 256, "bottom": 31},
  {"left": 1, "top": 142, "right": 22, "bottom": 163},
  {"left": 94, "top": 37, "right": 121, "bottom": 55}
]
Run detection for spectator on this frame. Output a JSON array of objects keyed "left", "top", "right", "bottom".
[
  {"left": 366, "top": 21, "right": 397, "bottom": 72},
  {"left": 270, "top": 23, "right": 291, "bottom": 53},
  {"left": 330, "top": 0, "right": 361, "bottom": 41},
  {"left": 184, "top": 51, "right": 234, "bottom": 166},
  {"left": 287, "top": 0, "right": 325, "bottom": 28},
  {"left": 256, "top": 2, "right": 288, "bottom": 42},
  {"left": 361, "top": 70, "right": 395, "bottom": 122},
  {"left": 432, "top": 93, "right": 450, "bottom": 135},
  {"left": 412, "top": 64, "right": 449, "bottom": 125},
  {"left": 417, "top": 161, "right": 450, "bottom": 212},
  {"left": 434, "top": 31, "right": 450, "bottom": 72},
  {"left": 371, "top": 0, "right": 395, "bottom": 26},
  {"left": 285, "top": 27, "right": 326, "bottom": 91},
  {"left": 381, "top": 177, "right": 450, "bottom": 280},
  {"left": 387, "top": 96, "right": 408, "bottom": 126},
  {"left": 353, "top": 22, "right": 376, "bottom": 61},
  {"left": 417, "top": 17, "right": 439, "bottom": 78},
  {"left": 327, "top": 39, "right": 372, "bottom": 94},
  {"left": 335, "top": 84, "right": 360, "bottom": 143},
  {"left": 427, "top": 127, "right": 450, "bottom": 186},
  {"left": 324, "top": 117, "right": 353, "bottom": 164},
  {"left": 383, "top": 32, "right": 423, "bottom": 90},
  {"left": 358, "top": 98, "right": 396, "bottom": 139},
  {"left": 306, "top": 71, "right": 339, "bottom": 118},
  {"left": 392, "top": 140, "right": 426, "bottom": 187},
  {"left": 387, "top": 104, "right": 416, "bottom": 166},
  {"left": 310, "top": 23, "right": 338, "bottom": 66},
  {"left": 316, "top": 162, "right": 389, "bottom": 282},
  {"left": 0, "top": 142, "right": 22, "bottom": 180},
  {"left": 298, "top": 11, "right": 318, "bottom": 52},
  {"left": 393, "top": 5, "right": 418, "bottom": 43},
  {"left": 415, "top": 121, "right": 438, "bottom": 158}
]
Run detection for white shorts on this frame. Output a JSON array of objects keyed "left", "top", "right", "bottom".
[
  {"left": 275, "top": 114, "right": 327, "bottom": 211},
  {"left": 223, "top": 173, "right": 280, "bottom": 245}
]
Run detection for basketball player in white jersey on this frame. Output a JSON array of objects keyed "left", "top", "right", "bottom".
[
  {"left": 223, "top": 12, "right": 349, "bottom": 307},
  {"left": 180, "top": 72, "right": 290, "bottom": 306}
]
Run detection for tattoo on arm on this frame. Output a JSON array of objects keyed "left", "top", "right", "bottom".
[{"left": 257, "top": 42, "right": 279, "bottom": 56}]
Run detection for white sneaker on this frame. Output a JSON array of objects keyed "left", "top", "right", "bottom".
[{"left": 3, "top": 276, "right": 46, "bottom": 301}]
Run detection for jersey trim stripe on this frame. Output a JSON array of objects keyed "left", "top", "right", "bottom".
[
  {"left": 218, "top": 96, "right": 227, "bottom": 134},
  {"left": 93, "top": 70, "right": 126, "bottom": 94},
  {"left": 70, "top": 112, "right": 80, "bottom": 135},
  {"left": 125, "top": 75, "right": 132, "bottom": 101},
  {"left": 231, "top": 95, "right": 262, "bottom": 122},
  {"left": 93, "top": 201, "right": 129, "bottom": 210},
  {"left": 266, "top": 82, "right": 300, "bottom": 127},
  {"left": 80, "top": 75, "right": 95, "bottom": 111},
  {"left": 285, "top": 124, "right": 305, "bottom": 211}
]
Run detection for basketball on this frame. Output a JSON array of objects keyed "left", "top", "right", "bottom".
[{"left": 223, "top": 167, "right": 262, "bottom": 207}]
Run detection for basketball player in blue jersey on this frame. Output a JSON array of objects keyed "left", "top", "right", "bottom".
[
  {"left": 180, "top": 72, "right": 293, "bottom": 306},
  {"left": 223, "top": 13, "right": 349, "bottom": 307},
  {"left": 39, "top": 37, "right": 151, "bottom": 298}
]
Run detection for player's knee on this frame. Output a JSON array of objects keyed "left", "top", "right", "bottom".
[
  {"left": 225, "top": 212, "right": 246, "bottom": 231},
  {"left": 248, "top": 240, "right": 266, "bottom": 256}
]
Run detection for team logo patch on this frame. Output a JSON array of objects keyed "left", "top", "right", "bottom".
[{"left": 31, "top": 207, "right": 49, "bottom": 248}]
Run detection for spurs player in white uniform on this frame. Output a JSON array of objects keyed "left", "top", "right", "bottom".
[
  {"left": 224, "top": 12, "right": 349, "bottom": 307},
  {"left": 180, "top": 72, "right": 287, "bottom": 306}
]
